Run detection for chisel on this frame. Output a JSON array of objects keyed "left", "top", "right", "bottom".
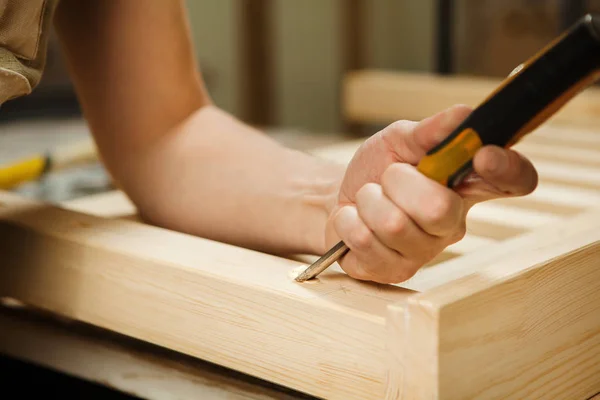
[{"left": 295, "top": 13, "right": 600, "bottom": 282}]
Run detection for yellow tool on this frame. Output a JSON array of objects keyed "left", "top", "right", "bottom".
[
  {"left": 295, "top": 13, "right": 600, "bottom": 282},
  {"left": 0, "top": 138, "right": 99, "bottom": 190}
]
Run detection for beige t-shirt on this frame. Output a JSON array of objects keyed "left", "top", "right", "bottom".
[{"left": 0, "top": 0, "right": 59, "bottom": 105}]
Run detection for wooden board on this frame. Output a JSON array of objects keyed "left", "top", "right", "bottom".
[
  {"left": 0, "top": 189, "right": 414, "bottom": 400},
  {"left": 0, "top": 303, "right": 312, "bottom": 400},
  {"left": 342, "top": 70, "right": 600, "bottom": 128}
]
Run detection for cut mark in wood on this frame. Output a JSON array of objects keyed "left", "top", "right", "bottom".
[
  {"left": 288, "top": 265, "right": 321, "bottom": 285},
  {"left": 289, "top": 265, "right": 306, "bottom": 281}
]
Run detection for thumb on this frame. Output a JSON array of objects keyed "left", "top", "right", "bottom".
[
  {"left": 411, "top": 104, "right": 473, "bottom": 154},
  {"left": 457, "top": 145, "right": 539, "bottom": 207}
]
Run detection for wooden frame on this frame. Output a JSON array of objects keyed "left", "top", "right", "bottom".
[{"left": 1, "top": 72, "right": 600, "bottom": 399}]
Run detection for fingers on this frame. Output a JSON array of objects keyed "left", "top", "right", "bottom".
[
  {"left": 474, "top": 146, "right": 538, "bottom": 194},
  {"left": 329, "top": 162, "right": 467, "bottom": 284},
  {"left": 381, "top": 163, "right": 466, "bottom": 238},
  {"left": 331, "top": 205, "right": 419, "bottom": 284},
  {"left": 458, "top": 145, "right": 539, "bottom": 204},
  {"left": 354, "top": 183, "right": 443, "bottom": 262}
]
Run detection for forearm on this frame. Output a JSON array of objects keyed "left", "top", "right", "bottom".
[
  {"left": 119, "top": 105, "right": 344, "bottom": 255},
  {"left": 53, "top": 0, "right": 343, "bottom": 255}
]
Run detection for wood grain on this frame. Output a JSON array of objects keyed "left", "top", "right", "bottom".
[
  {"left": 3, "top": 113, "right": 600, "bottom": 398},
  {"left": 0, "top": 306, "right": 313, "bottom": 400},
  {"left": 389, "top": 236, "right": 600, "bottom": 399},
  {"left": 0, "top": 190, "right": 413, "bottom": 400}
]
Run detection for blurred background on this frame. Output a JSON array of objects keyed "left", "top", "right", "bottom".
[
  {"left": 3, "top": 0, "right": 598, "bottom": 131},
  {"left": 3, "top": 0, "right": 597, "bottom": 204}
]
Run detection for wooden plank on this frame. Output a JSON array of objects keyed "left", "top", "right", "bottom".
[
  {"left": 402, "top": 206, "right": 600, "bottom": 292},
  {"left": 513, "top": 140, "right": 600, "bottom": 168},
  {"left": 342, "top": 70, "right": 600, "bottom": 128},
  {"left": 494, "top": 183, "right": 600, "bottom": 216},
  {"left": 0, "top": 190, "right": 413, "bottom": 400},
  {"left": 0, "top": 306, "right": 312, "bottom": 400},
  {"left": 387, "top": 235, "right": 600, "bottom": 399},
  {"left": 466, "top": 202, "right": 562, "bottom": 230},
  {"left": 532, "top": 125, "right": 600, "bottom": 146},
  {"left": 533, "top": 160, "right": 600, "bottom": 191}
]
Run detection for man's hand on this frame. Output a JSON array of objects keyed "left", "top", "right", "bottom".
[{"left": 325, "top": 104, "right": 539, "bottom": 284}]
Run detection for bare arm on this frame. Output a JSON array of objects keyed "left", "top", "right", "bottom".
[
  {"left": 53, "top": 0, "right": 343, "bottom": 255},
  {"left": 52, "top": 1, "right": 538, "bottom": 283}
]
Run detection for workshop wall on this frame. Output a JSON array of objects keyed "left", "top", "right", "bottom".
[{"left": 185, "top": 1, "right": 437, "bottom": 134}]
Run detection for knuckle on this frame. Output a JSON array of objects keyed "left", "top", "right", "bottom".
[
  {"left": 382, "top": 163, "right": 405, "bottom": 188},
  {"left": 383, "top": 211, "right": 407, "bottom": 236},
  {"left": 356, "top": 183, "right": 380, "bottom": 205},
  {"left": 347, "top": 226, "right": 373, "bottom": 250},
  {"left": 424, "top": 192, "right": 460, "bottom": 229},
  {"left": 388, "top": 119, "right": 414, "bottom": 133}
]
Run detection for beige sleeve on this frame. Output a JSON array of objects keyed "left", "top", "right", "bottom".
[{"left": 0, "top": 0, "right": 59, "bottom": 105}]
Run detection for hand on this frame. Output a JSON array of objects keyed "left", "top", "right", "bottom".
[{"left": 324, "top": 104, "right": 539, "bottom": 284}]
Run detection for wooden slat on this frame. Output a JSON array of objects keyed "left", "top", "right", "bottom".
[
  {"left": 342, "top": 70, "right": 600, "bottom": 128},
  {"left": 514, "top": 140, "right": 600, "bottom": 168},
  {"left": 534, "top": 160, "right": 600, "bottom": 190},
  {"left": 463, "top": 220, "right": 528, "bottom": 241},
  {"left": 0, "top": 190, "right": 412, "bottom": 400},
  {"left": 402, "top": 207, "right": 600, "bottom": 292},
  {"left": 533, "top": 125, "right": 600, "bottom": 145},
  {"left": 466, "top": 202, "right": 563, "bottom": 230},
  {"left": 445, "top": 234, "right": 497, "bottom": 254},
  {"left": 513, "top": 182, "right": 600, "bottom": 210}
]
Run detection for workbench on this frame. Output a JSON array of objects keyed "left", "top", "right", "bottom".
[{"left": 1, "top": 70, "right": 600, "bottom": 399}]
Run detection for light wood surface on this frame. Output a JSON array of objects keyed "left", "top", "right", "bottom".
[
  {"left": 388, "top": 238, "right": 600, "bottom": 400},
  {"left": 0, "top": 305, "right": 312, "bottom": 400},
  {"left": 343, "top": 70, "right": 600, "bottom": 128},
  {"left": 2, "top": 100, "right": 600, "bottom": 398},
  {"left": 0, "top": 190, "right": 413, "bottom": 400}
]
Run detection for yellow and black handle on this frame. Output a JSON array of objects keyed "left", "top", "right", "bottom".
[{"left": 417, "top": 13, "right": 600, "bottom": 188}]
